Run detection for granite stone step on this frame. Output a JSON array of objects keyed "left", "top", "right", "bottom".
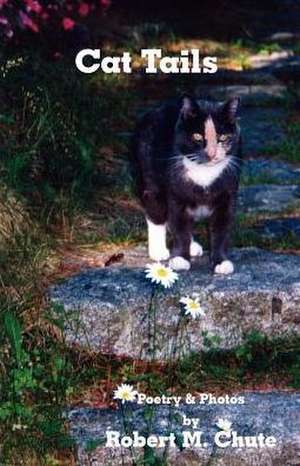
[
  {"left": 50, "top": 247, "right": 300, "bottom": 361},
  {"left": 67, "top": 391, "right": 300, "bottom": 466},
  {"left": 195, "top": 84, "right": 286, "bottom": 107},
  {"left": 239, "top": 184, "right": 300, "bottom": 213},
  {"left": 242, "top": 159, "right": 300, "bottom": 185},
  {"left": 254, "top": 218, "right": 300, "bottom": 241}
]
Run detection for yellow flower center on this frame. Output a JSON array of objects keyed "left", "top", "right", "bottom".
[
  {"left": 157, "top": 268, "right": 168, "bottom": 278},
  {"left": 189, "top": 301, "right": 199, "bottom": 310},
  {"left": 123, "top": 391, "right": 130, "bottom": 400}
]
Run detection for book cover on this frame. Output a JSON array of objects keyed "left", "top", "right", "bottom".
[{"left": 0, "top": 1, "right": 299, "bottom": 465}]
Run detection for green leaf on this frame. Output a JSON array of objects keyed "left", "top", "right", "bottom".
[{"left": 4, "top": 311, "right": 23, "bottom": 366}]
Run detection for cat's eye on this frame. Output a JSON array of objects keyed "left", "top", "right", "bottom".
[
  {"left": 219, "top": 134, "right": 228, "bottom": 143},
  {"left": 192, "top": 133, "right": 203, "bottom": 142}
]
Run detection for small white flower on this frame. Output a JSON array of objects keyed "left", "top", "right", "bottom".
[
  {"left": 12, "top": 424, "right": 28, "bottom": 431},
  {"left": 145, "top": 263, "right": 178, "bottom": 288},
  {"left": 12, "top": 424, "right": 22, "bottom": 431},
  {"left": 113, "top": 384, "right": 137, "bottom": 404},
  {"left": 180, "top": 296, "right": 205, "bottom": 319},
  {"left": 216, "top": 418, "right": 232, "bottom": 432}
]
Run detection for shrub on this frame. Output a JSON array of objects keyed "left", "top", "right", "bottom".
[
  {"left": 0, "top": 0, "right": 111, "bottom": 43},
  {"left": 0, "top": 52, "right": 132, "bottom": 227}
]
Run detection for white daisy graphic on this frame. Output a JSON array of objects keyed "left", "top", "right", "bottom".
[
  {"left": 113, "top": 384, "right": 137, "bottom": 404},
  {"left": 180, "top": 296, "right": 205, "bottom": 319},
  {"left": 145, "top": 263, "right": 178, "bottom": 288},
  {"left": 216, "top": 418, "right": 232, "bottom": 432}
]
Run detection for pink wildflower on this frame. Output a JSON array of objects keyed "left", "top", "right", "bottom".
[
  {"left": 25, "top": 0, "right": 42, "bottom": 14},
  {"left": 19, "top": 11, "right": 39, "bottom": 32},
  {"left": 78, "top": 2, "right": 90, "bottom": 17},
  {"left": 62, "top": 17, "right": 75, "bottom": 31}
]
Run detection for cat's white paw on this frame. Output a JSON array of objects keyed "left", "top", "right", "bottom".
[
  {"left": 214, "top": 260, "right": 234, "bottom": 275},
  {"left": 169, "top": 256, "right": 191, "bottom": 271},
  {"left": 190, "top": 240, "right": 203, "bottom": 257},
  {"left": 147, "top": 220, "right": 170, "bottom": 261},
  {"left": 149, "top": 247, "right": 170, "bottom": 262}
]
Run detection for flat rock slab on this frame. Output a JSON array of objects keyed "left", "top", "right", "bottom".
[
  {"left": 240, "top": 107, "right": 286, "bottom": 156},
  {"left": 249, "top": 50, "right": 294, "bottom": 70},
  {"left": 195, "top": 84, "right": 286, "bottom": 107},
  {"left": 193, "top": 70, "right": 280, "bottom": 86},
  {"left": 255, "top": 218, "right": 300, "bottom": 240},
  {"left": 50, "top": 248, "right": 300, "bottom": 361},
  {"left": 68, "top": 391, "right": 300, "bottom": 466},
  {"left": 242, "top": 159, "right": 300, "bottom": 185},
  {"left": 239, "top": 184, "right": 300, "bottom": 213}
]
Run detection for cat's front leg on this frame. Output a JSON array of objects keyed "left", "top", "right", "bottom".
[
  {"left": 209, "top": 195, "right": 235, "bottom": 275},
  {"left": 168, "top": 200, "right": 192, "bottom": 271},
  {"left": 146, "top": 218, "right": 170, "bottom": 261}
]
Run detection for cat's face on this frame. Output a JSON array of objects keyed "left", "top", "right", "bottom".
[{"left": 174, "top": 96, "right": 240, "bottom": 165}]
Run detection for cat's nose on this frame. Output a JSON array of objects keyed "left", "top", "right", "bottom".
[
  {"left": 204, "top": 116, "right": 217, "bottom": 160},
  {"left": 206, "top": 143, "right": 217, "bottom": 160}
]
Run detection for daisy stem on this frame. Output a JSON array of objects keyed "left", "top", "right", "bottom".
[
  {"left": 147, "top": 285, "right": 157, "bottom": 362},
  {"left": 120, "top": 401, "right": 137, "bottom": 465}
]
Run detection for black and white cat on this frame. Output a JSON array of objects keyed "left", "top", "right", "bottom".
[{"left": 131, "top": 94, "right": 242, "bottom": 274}]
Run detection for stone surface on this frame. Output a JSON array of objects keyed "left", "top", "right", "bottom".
[
  {"left": 242, "top": 159, "right": 300, "bottom": 185},
  {"left": 254, "top": 218, "right": 300, "bottom": 240},
  {"left": 266, "top": 32, "right": 300, "bottom": 43},
  {"left": 239, "top": 184, "right": 300, "bottom": 213},
  {"left": 194, "top": 70, "right": 280, "bottom": 86},
  {"left": 240, "top": 107, "right": 286, "bottom": 156},
  {"left": 68, "top": 391, "right": 300, "bottom": 466},
  {"left": 196, "top": 84, "right": 286, "bottom": 107},
  {"left": 273, "top": 60, "right": 300, "bottom": 83},
  {"left": 50, "top": 247, "right": 300, "bottom": 361},
  {"left": 249, "top": 50, "right": 294, "bottom": 70}
]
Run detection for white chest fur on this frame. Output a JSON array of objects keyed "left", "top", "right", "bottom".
[
  {"left": 183, "top": 157, "right": 229, "bottom": 188},
  {"left": 187, "top": 205, "right": 213, "bottom": 220}
]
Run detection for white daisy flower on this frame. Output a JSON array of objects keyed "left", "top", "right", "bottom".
[
  {"left": 216, "top": 418, "right": 232, "bottom": 432},
  {"left": 113, "top": 384, "right": 137, "bottom": 404},
  {"left": 12, "top": 423, "right": 28, "bottom": 431},
  {"left": 145, "top": 263, "right": 178, "bottom": 288},
  {"left": 180, "top": 296, "right": 205, "bottom": 319}
]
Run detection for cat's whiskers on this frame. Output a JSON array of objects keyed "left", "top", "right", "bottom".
[{"left": 167, "top": 152, "right": 241, "bottom": 180}]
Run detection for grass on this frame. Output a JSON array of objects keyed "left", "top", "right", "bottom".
[
  {"left": 176, "top": 332, "right": 300, "bottom": 391},
  {"left": 263, "top": 121, "right": 300, "bottom": 164},
  {"left": 0, "top": 52, "right": 134, "bottom": 231},
  {"left": 233, "top": 211, "right": 300, "bottom": 252},
  {"left": 240, "top": 171, "right": 280, "bottom": 186},
  {"left": 0, "top": 49, "right": 136, "bottom": 464},
  {"left": 0, "top": 231, "right": 72, "bottom": 464},
  {"left": 71, "top": 332, "right": 300, "bottom": 411}
]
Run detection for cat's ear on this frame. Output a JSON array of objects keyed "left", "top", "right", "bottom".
[
  {"left": 180, "top": 94, "right": 199, "bottom": 120},
  {"left": 222, "top": 97, "right": 241, "bottom": 123}
]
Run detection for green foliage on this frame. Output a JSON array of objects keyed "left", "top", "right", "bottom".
[
  {"left": 175, "top": 332, "right": 300, "bottom": 389},
  {"left": 256, "top": 42, "right": 282, "bottom": 55},
  {"left": 288, "top": 357, "right": 300, "bottom": 389},
  {"left": 240, "top": 171, "right": 279, "bottom": 186},
  {"left": 0, "top": 52, "right": 133, "bottom": 226},
  {"left": 142, "top": 447, "right": 168, "bottom": 466},
  {"left": 234, "top": 223, "right": 300, "bottom": 251},
  {"left": 202, "top": 331, "right": 222, "bottom": 349},
  {"left": 264, "top": 121, "right": 300, "bottom": 164},
  {"left": 0, "top": 220, "right": 75, "bottom": 463},
  {"left": 4, "top": 311, "right": 23, "bottom": 366},
  {"left": 0, "top": 305, "right": 75, "bottom": 464}
]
